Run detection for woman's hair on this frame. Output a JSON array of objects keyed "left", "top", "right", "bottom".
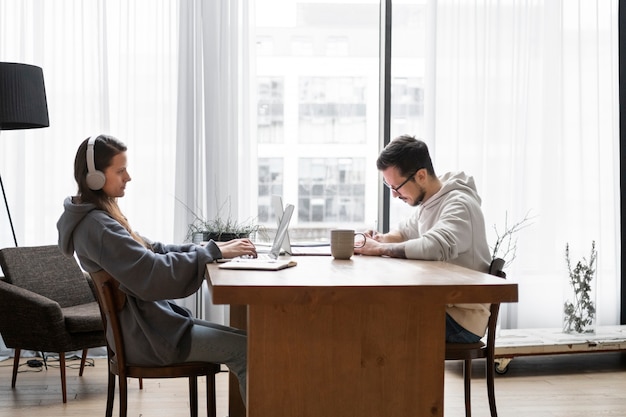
[
  {"left": 74, "top": 134, "right": 147, "bottom": 247},
  {"left": 376, "top": 134, "right": 436, "bottom": 177}
]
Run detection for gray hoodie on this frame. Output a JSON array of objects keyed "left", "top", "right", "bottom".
[
  {"left": 57, "top": 196, "right": 222, "bottom": 365},
  {"left": 398, "top": 171, "right": 492, "bottom": 336}
]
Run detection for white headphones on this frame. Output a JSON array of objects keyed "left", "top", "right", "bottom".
[{"left": 85, "top": 135, "right": 106, "bottom": 190}]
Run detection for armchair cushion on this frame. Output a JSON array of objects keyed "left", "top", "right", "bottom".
[{"left": 63, "top": 302, "right": 104, "bottom": 333}]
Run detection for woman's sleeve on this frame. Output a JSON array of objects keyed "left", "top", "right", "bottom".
[{"left": 90, "top": 217, "right": 219, "bottom": 301}]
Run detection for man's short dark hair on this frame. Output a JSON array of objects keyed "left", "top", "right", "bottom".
[{"left": 376, "top": 135, "right": 435, "bottom": 177}]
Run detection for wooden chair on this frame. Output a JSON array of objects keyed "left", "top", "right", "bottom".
[
  {"left": 89, "top": 269, "right": 220, "bottom": 417},
  {"left": 445, "top": 257, "right": 507, "bottom": 417},
  {"left": 0, "top": 245, "right": 106, "bottom": 403}
]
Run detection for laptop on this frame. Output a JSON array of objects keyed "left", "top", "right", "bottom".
[
  {"left": 271, "top": 195, "right": 331, "bottom": 256},
  {"left": 219, "top": 203, "right": 294, "bottom": 263}
]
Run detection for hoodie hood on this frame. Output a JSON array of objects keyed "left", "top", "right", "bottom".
[
  {"left": 398, "top": 170, "right": 490, "bottom": 271},
  {"left": 422, "top": 171, "right": 482, "bottom": 209},
  {"left": 57, "top": 196, "right": 99, "bottom": 256}
]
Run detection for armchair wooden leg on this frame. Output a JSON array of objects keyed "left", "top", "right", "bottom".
[
  {"left": 59, "top": 353, "right": 67, "bottom": 403},
  {"left": 79, "top": 348, "right": 88, "bottom": 376},
  {"left": 463, "top": 358, "right": 472, "bottom": 417},
  {"left": 11, "top": 348, "right": 20, "bottom": 388}
]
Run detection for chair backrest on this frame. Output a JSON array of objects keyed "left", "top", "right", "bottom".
[
  {"left": 0, "top": 245, "right": 95, "bottom": 307},
  {"left": 89, "top": 270, "right": 129, "bottom": 370},
  {"left": 488, "top": 257, "right": 506, "bottom": 278}
]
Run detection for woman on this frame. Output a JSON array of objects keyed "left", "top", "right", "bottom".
[{"left": 57, "top": 134, "right": 253, "bottom": 403}]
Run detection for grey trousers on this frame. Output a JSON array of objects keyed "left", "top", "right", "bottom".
[{"left": 184, "top": 318, "right": 247, "bottom": 406}]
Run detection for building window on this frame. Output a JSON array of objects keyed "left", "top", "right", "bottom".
[
  {"left": 298, "top": 77, "right": 367, "bottom": 144},
  {"left": 390, "top": 77, "right": 424, "bottom": 137},
  {"left": 257, "top": 158, "right": 284, "bottom": 223},
  {"left": 297, "top": 157, "right": 366, "bottom": 225},
  {"left": 257, "top": 77, "right": 285, "bottom": 144}
]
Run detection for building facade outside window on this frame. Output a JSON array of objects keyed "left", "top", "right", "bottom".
[{"left": 255, "top": 0, "right": 426, "bottom": 240}]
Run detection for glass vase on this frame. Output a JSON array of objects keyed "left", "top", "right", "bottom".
[{"left": 562, "top": 242, "right": 597, "bottom": 335}]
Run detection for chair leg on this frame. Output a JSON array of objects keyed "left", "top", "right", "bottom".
[
  {"left": 106, "top": 369, "right": 115, "bottom": 417},
  {"left": 119, "top": 376, "right": 128, "bottom": 417},
  {"left": 486, "top": 357, "right": 498, "bottom": 417},
  {"left": 207, "top": 373, "right": 217, "bottom": 417},
  {"left": 59, "top": 353, "right": 67, "bottom": 403},
  {"left": 11, "top": 348, "right": 20, "bottom": 388},
  {"left": 79, "top": 348, "right": 88, "bottom": 376},
  {"left": 189, "top": 376, "right": 198, "bottom": 417},
  {"left": 463, "top": 358, "right": 472, "bottom": 417}
]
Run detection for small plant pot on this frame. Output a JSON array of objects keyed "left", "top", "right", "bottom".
[{"left": 197, "top": 232, "right": 250, "bottom": 242}]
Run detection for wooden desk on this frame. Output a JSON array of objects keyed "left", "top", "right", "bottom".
[{"left": 205, "top": 256, "right": 518, "bottom": 417}]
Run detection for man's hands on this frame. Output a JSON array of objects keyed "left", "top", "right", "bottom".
[
  {"left": 354, "top": 231, "right": 407, "bottom": 258},
  {"left": 354, "top": 232, "right": 384, "bottom": 256}
]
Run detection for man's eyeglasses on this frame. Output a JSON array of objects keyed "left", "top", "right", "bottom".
[{"left": 383, "top": 169, "right": 420, "bottom": 193}]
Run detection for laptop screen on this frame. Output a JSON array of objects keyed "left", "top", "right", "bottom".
[
  {"left": 271, "top": 194, "right": 292, "bottom": 253},
  {"left": 268, "top": 203, "right": 294, "bottom": 259}
]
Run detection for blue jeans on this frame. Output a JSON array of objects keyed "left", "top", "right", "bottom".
[
  {"left": 446, "top": 313, "right": 482, "bottom": 343},
  {"left": 184, "top": 319, "right": 247, "bottom": 406}
]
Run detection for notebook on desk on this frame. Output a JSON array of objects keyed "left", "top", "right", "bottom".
[
  {"left": 218, "top": 203, "right": 297, "bottom": 270},
  {"left": 271, "top": 195, "right": 331, "bottom": 256}
]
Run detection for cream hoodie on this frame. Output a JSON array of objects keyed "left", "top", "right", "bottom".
[{"left": 397, "top": 171, "right": 492, "bottom": 336}]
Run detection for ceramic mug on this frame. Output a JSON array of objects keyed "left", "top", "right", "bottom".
[{"left": 330, "top": 229, "right": 366, "bottom": 260}]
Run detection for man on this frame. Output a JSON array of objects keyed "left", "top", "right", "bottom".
[{"left": 354, "top": 134, "right": 492, "bottom": 343}]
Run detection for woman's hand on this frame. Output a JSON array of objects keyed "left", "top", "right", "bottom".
[{"left": 216, "top": 238, "right": 258, "bottom": 259}]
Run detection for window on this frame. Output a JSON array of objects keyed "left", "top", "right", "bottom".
[
  {"left": 298, "top": 157, "right": 366, "bottom": 223},
  {"left": 257, "top": 77, "right": 285, "bottom": 144},
  {"left": 255, "top": 0, "right": 387, "bottom": 239},
  {"left": 257, "top": 158, "right": 285, "bottom": 223},
  {"left": 298, "top": 77, "right": 367, "bottom": 144}
]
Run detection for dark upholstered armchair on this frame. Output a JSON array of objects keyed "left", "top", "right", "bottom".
[{"left": 0, "top": 245, "right": 106, "bottom": 403}]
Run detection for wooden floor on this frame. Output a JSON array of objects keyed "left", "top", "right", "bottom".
[{"left": 1, "top": 352, "right": 625, "bottom": 417}]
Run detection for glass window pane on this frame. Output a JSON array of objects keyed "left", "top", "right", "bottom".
[
  {"left": 257, "top": 77, "right": 285, "bottom": 144},
  {"left": 255, "top": 0, "right": 380, "bottom": 240},
  {"left": 257, "top": 158, "right": 284, "bottom": 223}
]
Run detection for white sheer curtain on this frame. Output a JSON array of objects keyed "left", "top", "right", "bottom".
[
  {"left": 174, "top": 0, "right": 253, "bottom": 321},
  {"left": 0, "top": 0, "right": 179, "bottom": 248},
  {"left": 427, "top": 0, "right": 619, "bottom": 328},
  {"left": 0, "top": 0, "right": 180, "bottom": 357}
]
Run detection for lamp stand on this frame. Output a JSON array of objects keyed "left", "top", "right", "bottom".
[
  {"left": 0, "top": 173, "right": 18, "bottom": 247},
  {"left": 0, "top": 131, "right": 18, "bottom": 247}
]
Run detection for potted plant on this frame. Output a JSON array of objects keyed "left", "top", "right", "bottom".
[
  {"left": 563, "top": 241, "right": 597, "bottom": 334},
  {"left": 183, "top": 197, "right": 264, "bottom": 243}
]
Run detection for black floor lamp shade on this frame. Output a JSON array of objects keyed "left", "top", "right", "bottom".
[
  {"left": 0, "top": 62, "right": 50, "bottom": 247},
  {"left": 0, "top": 62, "right": 49, "bottom": 129}
]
